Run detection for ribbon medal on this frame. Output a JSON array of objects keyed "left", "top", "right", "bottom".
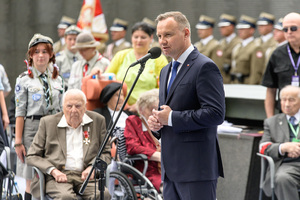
[{"left": 83, "top": 130, "right": 90, "bottom": 145}]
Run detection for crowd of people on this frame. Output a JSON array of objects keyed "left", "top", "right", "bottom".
[{"left": 0, "top": 10, "right": 299, "bottom": 200}]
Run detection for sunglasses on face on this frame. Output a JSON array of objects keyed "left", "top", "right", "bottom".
[{"left": 282, "top": 26, "right": 300, "bottom": 32}]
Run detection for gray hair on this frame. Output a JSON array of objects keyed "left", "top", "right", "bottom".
[
  {"left": 155, "top": 11, "right": 191, "bottom": 35},
  {"left": 62, "top": 89, "right": 87, "bottom": 105},
  {"left": 136, "top": 89, "right": 159, "bottom": 115}
]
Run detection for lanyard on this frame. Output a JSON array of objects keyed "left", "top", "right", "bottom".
[
  {"left": 287, "top": 45, "right": 300, "bottom": 76},
  {"left": 288, "top": 121, "right": 299, "bottom": 138}
]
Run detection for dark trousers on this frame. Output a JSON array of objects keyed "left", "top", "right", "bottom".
[{"left": 163, "top": 174, "right": 217, "bottom": 200}]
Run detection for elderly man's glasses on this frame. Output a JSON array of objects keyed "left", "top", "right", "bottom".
[{"left": 282, "top": 26, "right": 300, "bottom": 32}]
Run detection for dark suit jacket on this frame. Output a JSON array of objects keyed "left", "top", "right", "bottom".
[{"left": 159, "top": 47, "right": 225, "bottom": 182}]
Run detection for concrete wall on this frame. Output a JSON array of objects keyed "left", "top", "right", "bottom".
[{"left": 2, "top": 0, "right": 300, "bottom": 106}]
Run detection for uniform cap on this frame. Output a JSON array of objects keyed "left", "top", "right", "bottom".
[
  {"left": 196, "top": 15, "right": 215, "bottom": 29},
  {"left": 64, "top": 25, "right": 82, "bottom": 36},
  {"left": 274, "top": 18, "right": 283, "bottom": 30},
  {"left": 110, "top": 18, "right": 128, "bottom": 31},
  {"left": 257, "top": 12, "right": 275, "bottom": 25},
  {"left": 28, "top": 33, "right": 53, "bottom": 49},
  {"left": 57, "top": 16, "right": 76, "bottom": 29},
  {"left": 218, "top": 14, "right": 236, "bottom": 27},
  {"left": 142, "top": 17, "right": 156, "bottom": 31},
  {"left": 236, "top": 15, "right": 256, "bottom": 29},
  {"left": 71, "top": 32, "right": 100, "bottom": 50},
  {"left": 100, "top": 82, "right": 122, "bottom": 104}
]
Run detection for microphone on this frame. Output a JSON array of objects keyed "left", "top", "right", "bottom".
[{"left": 129, "top": 47, "right": 161, "bottom": 67}]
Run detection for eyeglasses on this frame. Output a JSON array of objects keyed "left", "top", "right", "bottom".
[{"left": 282, "top": 26, "right": 300, "bottom": 32}]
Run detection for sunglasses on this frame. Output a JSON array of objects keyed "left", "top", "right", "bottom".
[{"left": 282, "top": 26, "right": 300, "bottom": 32}]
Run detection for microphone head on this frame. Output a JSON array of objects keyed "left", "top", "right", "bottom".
[{"left": 148, "top": 47, "right": 162, "bottom": 59}]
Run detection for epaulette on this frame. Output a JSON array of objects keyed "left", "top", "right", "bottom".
[{"left": 18, "top": 71, "right": 28, "bottom": 78}]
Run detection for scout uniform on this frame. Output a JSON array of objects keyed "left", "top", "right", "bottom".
[
  {"left": 103, "top": 18, "right": 131, "bottom": 60},
  {"left": 194, "top": 15, "right": 219, "bottom": 59},
  {"left": 56, "top": 25, "right": 83, "bottom": 89},
  {"left": 68, "top": 32, "right": 111, "bottom": 90},
  {"left": 211, "top": 14, "right": 241, "bottom": 83},
  {"left": 53, "top": 16, "right": 76, "bottom": 54},
  {"left": 15, "top": 33, "right": 64, "bottom": 179},
  {"left": 230, "top": 15, "right": 265, "bottom": 84}
]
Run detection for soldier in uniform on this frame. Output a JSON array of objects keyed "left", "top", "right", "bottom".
[
  {"left": 256, "top": 12, "right": 278, "bottom": 66},
  {"left": 142, "top": 17, "right": 160, "bottom": 48},
  {"left": 230, "top": 15, "right": 265, "bottom": 84},
  {"left": 194, "top": 15, "right": 219, "bottom": 59},
  {"left": 68, "top": 32, "right": 110, "bottom": 90},
  {"left": 56, "top": 25, "right": 83, "bottom": 90},
  {"left": 103, "top": 18, "right": 131, "bottom": 60},
  {"left": 53, "top": 16, "right": 76, "bottom": 54},
  {"left": 14, "top": 34, "right": 64, "bottom": 200},
  {"left": 211, "top": 14, "right": 241, "bottom": 83}
]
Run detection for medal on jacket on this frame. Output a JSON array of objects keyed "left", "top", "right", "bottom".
[{"left": 83, "top": 127, "right": 90, "bottom": 145}]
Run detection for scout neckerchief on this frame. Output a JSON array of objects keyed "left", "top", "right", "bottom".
[
  {"left": 34, "top": 67, "right": 53, "bottom": 107},
  {"left": 287, "top": 45, "right": 300, "bottom": 86},
  {"left": 82, "top": 53, "right": 103, "bottom": 77}
]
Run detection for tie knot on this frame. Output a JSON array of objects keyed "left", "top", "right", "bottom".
[
  {"left": 172, "top": 61, "right": 180, "bottom": 71},
  {"left": 40, "top": 73, "right": 47, "bottom": 78},
  {"left": 290, "top": 116, "right": 296, "bottom": 125}
]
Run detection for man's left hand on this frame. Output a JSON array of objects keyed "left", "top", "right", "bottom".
[
  {"left": 81, "top": 166, "right": 94, "bottom": 181},
  {"left": 152, "top": 105, "right": 172, "bottom": 125}
]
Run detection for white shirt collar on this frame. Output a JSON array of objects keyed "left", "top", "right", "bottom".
[
  {"left": 261, "top": 32, "right": 273, "bottom": 43},
  {"left": 57, "top": 113, "right": 93, "bottom": 128},
  {"left": 286, "top": 109, "right": 300, "bottom": 125},
  {"left": 226, "top": 33, "right": 237, "bottom": 43},
  {"left": 174, "top": 44, "right": 194, "bottom": 65},
  {"left": 242, "top": 36, "right": 254, "bottom": 47},
  {"left": 201, "top": 35, "right": 214, "bottom": 46}
]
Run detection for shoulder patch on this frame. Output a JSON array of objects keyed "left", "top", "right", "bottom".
[{"left": 256, "top": 51, "right": 263, "bottom": 58}]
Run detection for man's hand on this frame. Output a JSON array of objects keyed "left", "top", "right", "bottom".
[
  {"left": 14, "top": 144, "right": 26, "bottom": 163},
  {"left": 152, "top": 105, "right": 172, "bottom": 125},
  {"left": 281, "top": 142, "right": 300, "bottom": 158},
  {"left": 148, "top": 115, "right": 163, "bottom": 132},
  {"left": 81, "top": 166, "right": 94, "bottom": 181},
  {"left": 51, "top": 169, "right": 67, "bottom": 183}
]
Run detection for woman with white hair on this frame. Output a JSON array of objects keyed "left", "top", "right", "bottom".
[{"left": 124, "top": 88, "right": 162, "bottom": 192}]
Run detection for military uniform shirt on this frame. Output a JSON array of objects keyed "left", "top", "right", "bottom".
[
  {"left": 103, "top": 38, "right": 131, "bottom": 60},
  {"left": 15, "top": 67, "right": 63, "bottom": 117},
  {"left": 56, "top": 49, "right": 83, "bottom": 88},
  {"left": 194, "top": 35, "right": 219, "bottom": 59},
  {"left": 231, "top": 37, "right": 265, "bottom": 84},
  {"left": 68, "top": 52, "right": 110, "bottom": 90},
  {"left": 211, "top": 33, "right": 241, "bottom": 84},
  {"left": 53, "top": 38, "right": 66, "bottom": 54}
]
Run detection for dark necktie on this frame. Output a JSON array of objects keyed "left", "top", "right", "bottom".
[
  {"left": 290, "top": 116, "right": 296, "bottom": 126},
  {"left": 40, "top": 74, "right": 50, "bottom": 107},
  {"left": 167, "top": 61, "right": 180, "bottom": 94},
  {"left": 73, "top": 56, "right": 77, "bottom": 63}
]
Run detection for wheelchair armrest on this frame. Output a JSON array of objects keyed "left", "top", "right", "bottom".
[
  {"left": 257, "top": 153, "right": 275, "bottom": 190},
  {"left": 32, "top": 166, "right": 46, "bottom": 200},
  {"left": 124, "top": 154, "right": 149, "bottom": 176}
]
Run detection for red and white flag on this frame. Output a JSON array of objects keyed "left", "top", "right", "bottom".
[{"left": 77, "top": 0, "right": 108, "bottom": 42}]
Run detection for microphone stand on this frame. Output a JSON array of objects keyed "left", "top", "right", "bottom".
[{"left": 79, "top": 61, "right": 147, "bottom": 199}]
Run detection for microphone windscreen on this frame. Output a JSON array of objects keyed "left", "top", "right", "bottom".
[{"left": 148, "top": 47, "right": 161, "bottom": 59}]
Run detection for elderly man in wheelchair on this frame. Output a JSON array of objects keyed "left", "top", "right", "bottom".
[
  {"left": 259, "top": 85, "right": 300, "bottom": 200},
  {"left": 26, "top": 89, "right": 111, "bottom": 200}
]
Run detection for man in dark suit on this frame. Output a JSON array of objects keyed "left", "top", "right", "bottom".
[
  {"left": 27, "top": 89, "right": 111, "bottom": 200},
  {"left": 148, "top": 11, "right": 225, "bottom": 200},
  {"left": 260, "top": 85, "right": 300, "bottom": 199}
]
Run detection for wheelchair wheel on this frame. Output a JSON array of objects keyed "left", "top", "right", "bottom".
[{"left": 110, "top": 171, "right": 137, "bottom": 200}]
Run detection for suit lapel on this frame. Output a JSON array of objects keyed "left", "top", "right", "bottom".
[
  {"left": 57, "top": 126, "right": 67, "bottom": 158},
  {"left": 82, "top": 124, "right": 91, "bottom": 159},
  {"left": 165, "top": 49, "right": 198, "bottom": 103},
  {"left": 278, "top": 114, "right": 290, "bottom": 142}
]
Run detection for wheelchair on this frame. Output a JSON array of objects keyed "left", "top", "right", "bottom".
[{"left": 107, "top": 127, "right": 162, "bottom": 200}]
